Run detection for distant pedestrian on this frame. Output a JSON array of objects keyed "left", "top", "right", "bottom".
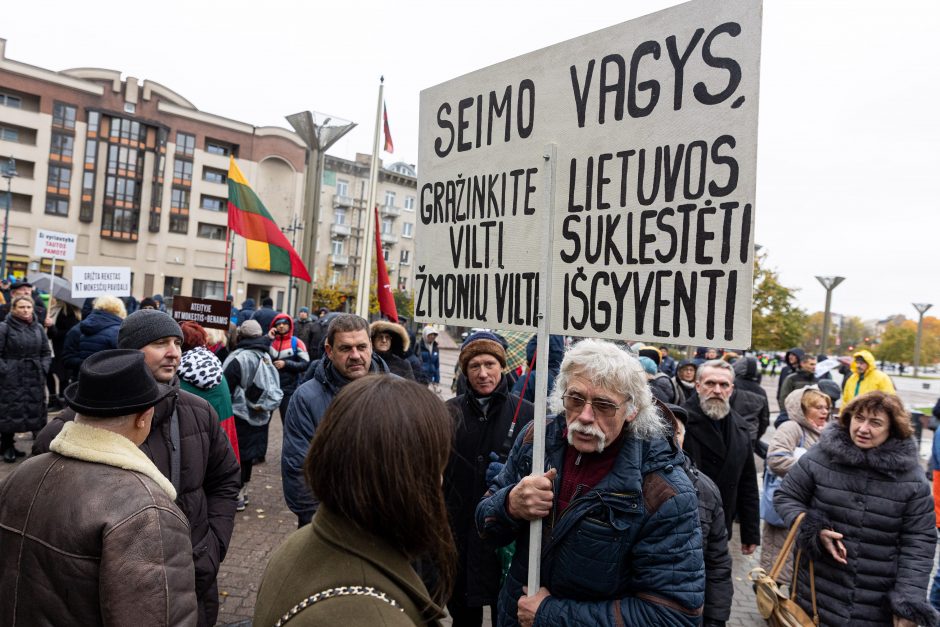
[
  {"left": 293, "top": 306, "right": 315, "bottom": 349},
  {"left": 251, "top": 297, "right": 279, "bottom": 333},
  {"left": 61, "top": 295, "right": 126, "bottom": 374},
  {"left": 659, "top": 345, "right": 677, "bottom": 377},
  {"left": 45, "top": 297, "right": 81, "bottom": 409},
  {"left": 269, "top": 313, "right": 310, "bottom": 423},
  {"left": 0, "top": 349, "right": 197, "bottom": 625},
  {"left": 236, "top": 298, "right": 255, "bottom": 326},
  {"left": 370, "top": 320, "right": 416, "bottom": 380},
  {"left": 0, "top": 296, "right": 51, "bottom": 463},
  {"left": 223, "top": 319, "right": 283, "bottom": 511},
  {"left": 778, "top": 353, "right": 819, "bottom": 408},
  {"left": 841, "top": 349, "right": 896, "bottom": 408},
  {"left": 417, "top": 325, "right": 441, "bottom": 388}
]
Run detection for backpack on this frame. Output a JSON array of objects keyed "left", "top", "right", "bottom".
[{"left": 243, "top": 351, "right": 284, "bottom": 412}]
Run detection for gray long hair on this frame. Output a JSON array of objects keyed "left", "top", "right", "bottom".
[{"left": 548, "top": 338, "right": 667, "bottom": 440}]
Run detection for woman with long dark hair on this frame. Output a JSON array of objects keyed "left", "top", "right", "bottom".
[{"left": 254, "top": 375, "right": 456, "bottom": 625}]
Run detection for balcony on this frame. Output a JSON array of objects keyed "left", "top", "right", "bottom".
[
  {"left": 333, "top": 194, "right": 353, "bottom": 208},
  {"left": 380, "top": 204, "right": 401, "bottom": 217},
  {"left": 330, "top": 223, "right": 351, "bottom": 237},
  {"left": 331, "top": 254, "right": 349, "bottom": 266},
  {"left": 380, "top": 232, "right": 399, "bottom": 245}
]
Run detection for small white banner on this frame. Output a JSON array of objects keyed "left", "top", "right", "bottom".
[
  {"left": 72, "top": 266, "right": 131, "bottom": 298},
  {"left": 34, "top": 229, "right": 77, "bottom": 261}
]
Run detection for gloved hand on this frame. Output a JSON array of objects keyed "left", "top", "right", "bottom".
[{"left": 486, "top": 452, "right": 505, "bottom": 484}]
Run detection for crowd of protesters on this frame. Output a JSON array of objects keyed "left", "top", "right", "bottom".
[{"left": 0, "top": 277, "right": 937, "bottom": 626}]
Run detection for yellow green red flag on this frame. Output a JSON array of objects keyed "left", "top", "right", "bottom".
[{"left": 227, "top": 157, "right": 311, "bottom": 282}]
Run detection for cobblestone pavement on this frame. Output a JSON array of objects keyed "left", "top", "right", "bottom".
[{"left": 1, "top": 346, "right": 936, "bottom": 626}]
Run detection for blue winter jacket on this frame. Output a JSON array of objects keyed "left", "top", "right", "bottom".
[
  {"left": 511, "top": 334, "right": 565, "bottom": 403},
  {"left": 417, "top": 340, "right": 440, "bottom": 383},
  {"left": 76, "top": 310, "right": 122, "bottom": 362},
  {"left": 281, "top": 355, "right": 390, "bottom": 523},
  {"left": 476, "top": 413, "right": 705, "bottom": 626},
  {"left": 236, "top": 299, "right": 255, "bottom": 326}
]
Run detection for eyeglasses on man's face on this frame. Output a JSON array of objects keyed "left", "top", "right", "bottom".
[{"left": 562, "top": 393, "right": 628, "bottom": 418}]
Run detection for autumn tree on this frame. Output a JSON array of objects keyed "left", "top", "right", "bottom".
[
  {"left": 875, "top": 317, "right": 940, "bottom": 365},
  {"left": 750, "top": 252, "right": 807, "bottom": 350}
]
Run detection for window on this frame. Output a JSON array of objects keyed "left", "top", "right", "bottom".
[
  {"left": 382, "top": 248, "right": 390, "bottom": 262},
  {"left": 384, "top": 190, "right": 396, "bottom": 207},
  {"left": 0, "top": 126, "right": 18, "bottom": 142},
  {"left": 331, "top": 240, "right": 344, "bottom": 255},
  {"left": 334, "top": 207, "right": 347, "bottom": 225},
  {"left": 45, "top": 196, "right": 69, "bottom": 216},
  {"left": 398, "top": 277, "right": 407, "bottom": 290},
  {"left": 197, "top": 223, "right": 227, "bottom": 240},
  {"left": 193, "top": 279, "right": 224, "bottom": 300},
  {"left": 336, "top": 179, "right": 349, "bottom": 197},
  {"left": 171, "top": 187, "right": 190, "bottom": 210},
  {"left": 47, "top": 165, "right": 72, "bottom": 194},
  {"left": 400, "top": 249, "right": 411, "bottom": 265},
  {"left": 169, "top": 214, "right": 189, "bottom": 234},
  {"left": 87, "top": 111, "right": 100, "bottom": 134},
  {"left": 173, "top": 159, "right": 193, "bottom": 183},
  {"left": 205, "top": 139, "right": 234, "bottom": 156},
  {"left": 101, "top": 206, "right": 140, "bottom": 240},
  {"left": 203, "top": 167, "right": 227, "bottom": 184},
  {"left": 330, "top": 270, "right": 341, "bottom": 287},
  {"left": 381, "top": 218, "right": 393, "bottom": 234},
  {"left": 109, "top": 118, "right": 145, "bottom": 143},
  {"left": 200, "top": 195, "right": 226, "bottom": 211},
  {"left": 176, "top": 132, "right": 195, "bottom": 157},
  {"left": 53, "top": 102, "right": 77, "bottom": 129},
  {"left": 104, "top": 176, "right": 139, "bottom": 205},
  {"left": 84, "top": 140, "right": 98, "bottom": 166},
  {"left": 0, "top": 92, "right": 22, "bottom": 109},
  {"left": 82, "top": 171, "right": 95, "bottom": 192},
  {"left": 402, "top": 222, "right": 414, "bottom": 238},
  {"left": 106, "top": 145, "right": 142, "bottom": 176},
  {"left": 50, "top": 132, "right": 74, "bottom": 160},
  {"left": 404, "top": 195, "right": 415, "bottom": 210},
  {"left": 163, "top": 276, "right": 183, "bottom": 296}
]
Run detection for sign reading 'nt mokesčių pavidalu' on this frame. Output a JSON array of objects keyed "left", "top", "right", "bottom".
[{"left": 416, "top": 0, "right": 761, "bottom": 348}]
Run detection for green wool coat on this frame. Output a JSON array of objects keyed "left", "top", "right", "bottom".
[{"left": 254, "top": 506, "right": 446, "bottom": 626}]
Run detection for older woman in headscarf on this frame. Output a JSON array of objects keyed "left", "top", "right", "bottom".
[{"left": 759, "top": 385, "right": 831, "bottom": 583}]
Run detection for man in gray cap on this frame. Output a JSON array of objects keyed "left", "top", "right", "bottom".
[
  {"left": 1, "top": 349, "right": 197, "bottom": 625},
  {"left": 34, "top": 309, "right": 240, "bottom": 627}
]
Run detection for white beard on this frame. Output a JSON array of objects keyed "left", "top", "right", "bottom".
[
  {"left": 567, "top": 422, "right": 607, "bottom": 453},
  {"left": 701, "top": 397, "right": 731, "bottom": 420}
]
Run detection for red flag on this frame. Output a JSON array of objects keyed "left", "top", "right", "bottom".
[
  {"left": 374, "top": 206, "right": 398, "bottom": 322},
  {"left": 383, "top": 103, "right": 394, "bottom": 154}
]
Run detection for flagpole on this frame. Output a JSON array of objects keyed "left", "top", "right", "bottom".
[
  {"left": 223, "top": 225, "right": 232, "bottom": 299},
  {"left": 355, "top": 76, "right": 385, "bottom": 319}
]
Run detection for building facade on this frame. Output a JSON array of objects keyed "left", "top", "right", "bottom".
[{"left": 0, "top": 39, "right": 417, "bottom": 313}]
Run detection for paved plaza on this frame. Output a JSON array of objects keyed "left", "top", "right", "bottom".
[{"left": 1, "top": 340, "right": 937, "bottom": 626}]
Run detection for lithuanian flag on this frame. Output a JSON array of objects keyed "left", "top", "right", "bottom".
[{"left": 227, "top": 157, "right": 311, "bottom": 282}]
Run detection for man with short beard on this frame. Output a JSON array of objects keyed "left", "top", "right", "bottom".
[{"left": 681, "top": 359, "right": 760, "bottom": 556}]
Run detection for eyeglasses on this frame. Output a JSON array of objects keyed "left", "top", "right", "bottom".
[
  {"left": 562, "top": 393, "right": 628, "bottom": 418},
  {"left": 699, "top": 380, "right": 732, "bottom": 390}
]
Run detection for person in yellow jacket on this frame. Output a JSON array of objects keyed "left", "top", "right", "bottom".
[{"left": 841, "top": 349, "right": 896, "bottom": 408}]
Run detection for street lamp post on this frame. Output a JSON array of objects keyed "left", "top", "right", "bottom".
[
  {"left": 815, "top": 276, "right": 845, "bottom": 355},
  {"left": 1, "top": 156, "right": 17, "bottom": 279},
  {"left": 285, "top": 112, "right": 356, "bottom": 312},
  {"left": 912, "top": 303, "right": 933, "bottom": 377}
]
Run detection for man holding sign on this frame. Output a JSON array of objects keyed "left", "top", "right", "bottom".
[{"left": 476, "top": 339, "right": 704, "bottom": 626}]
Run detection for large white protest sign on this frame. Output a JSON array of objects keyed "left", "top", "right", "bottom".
[
  {"left": 417, "top": 0, "right": 761, "bottom": 348},
  {"left": 34, "top": 229, "right": 77, "bottom": 260},
  {"left": 72, "top": 266, "right": 131, "bottom": 298}
]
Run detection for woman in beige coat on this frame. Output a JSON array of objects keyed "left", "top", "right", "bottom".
[{"left": 759, "top": 385, "right": 831, "bottom": 581}]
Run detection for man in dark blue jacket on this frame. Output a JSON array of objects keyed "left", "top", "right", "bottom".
[
  {"left": 281, "top": 314, "right": 389, "bottom": 527},
  {"left": 476, "top": 338, "right": 704, "bottom": 626}
]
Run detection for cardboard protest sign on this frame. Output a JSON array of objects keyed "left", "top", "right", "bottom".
[
  {"left": 71, "top": 266, "right": 131, "bottom": 298},
  {"left": 34, "top": 229, "right": 77, "bottom": 260},
  {"left": 171, "top": 296, "right": 232, "bottom": 331},
  {"left": 417, "top": 0, "right": 761, "bottom": 348}
]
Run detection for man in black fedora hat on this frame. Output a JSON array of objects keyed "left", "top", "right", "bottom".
[
  {"left": 0, "top": 349, "right": 198, "bottom": 625},
  {"left": 33, "top": 309, "right": 240, "bottom": 627}
]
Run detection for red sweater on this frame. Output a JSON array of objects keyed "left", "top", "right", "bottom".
[{"left": 557, "top": 430, "right": 625, "bottom": 512}]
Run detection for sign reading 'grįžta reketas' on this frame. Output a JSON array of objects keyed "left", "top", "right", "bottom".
[{"left": 416, "top": 0, "right": 761, "bottom": 348}]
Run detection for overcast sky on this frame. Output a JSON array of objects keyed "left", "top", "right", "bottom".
[{"left": 4, "top": 0, "right": 937, "bottom": 323}]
